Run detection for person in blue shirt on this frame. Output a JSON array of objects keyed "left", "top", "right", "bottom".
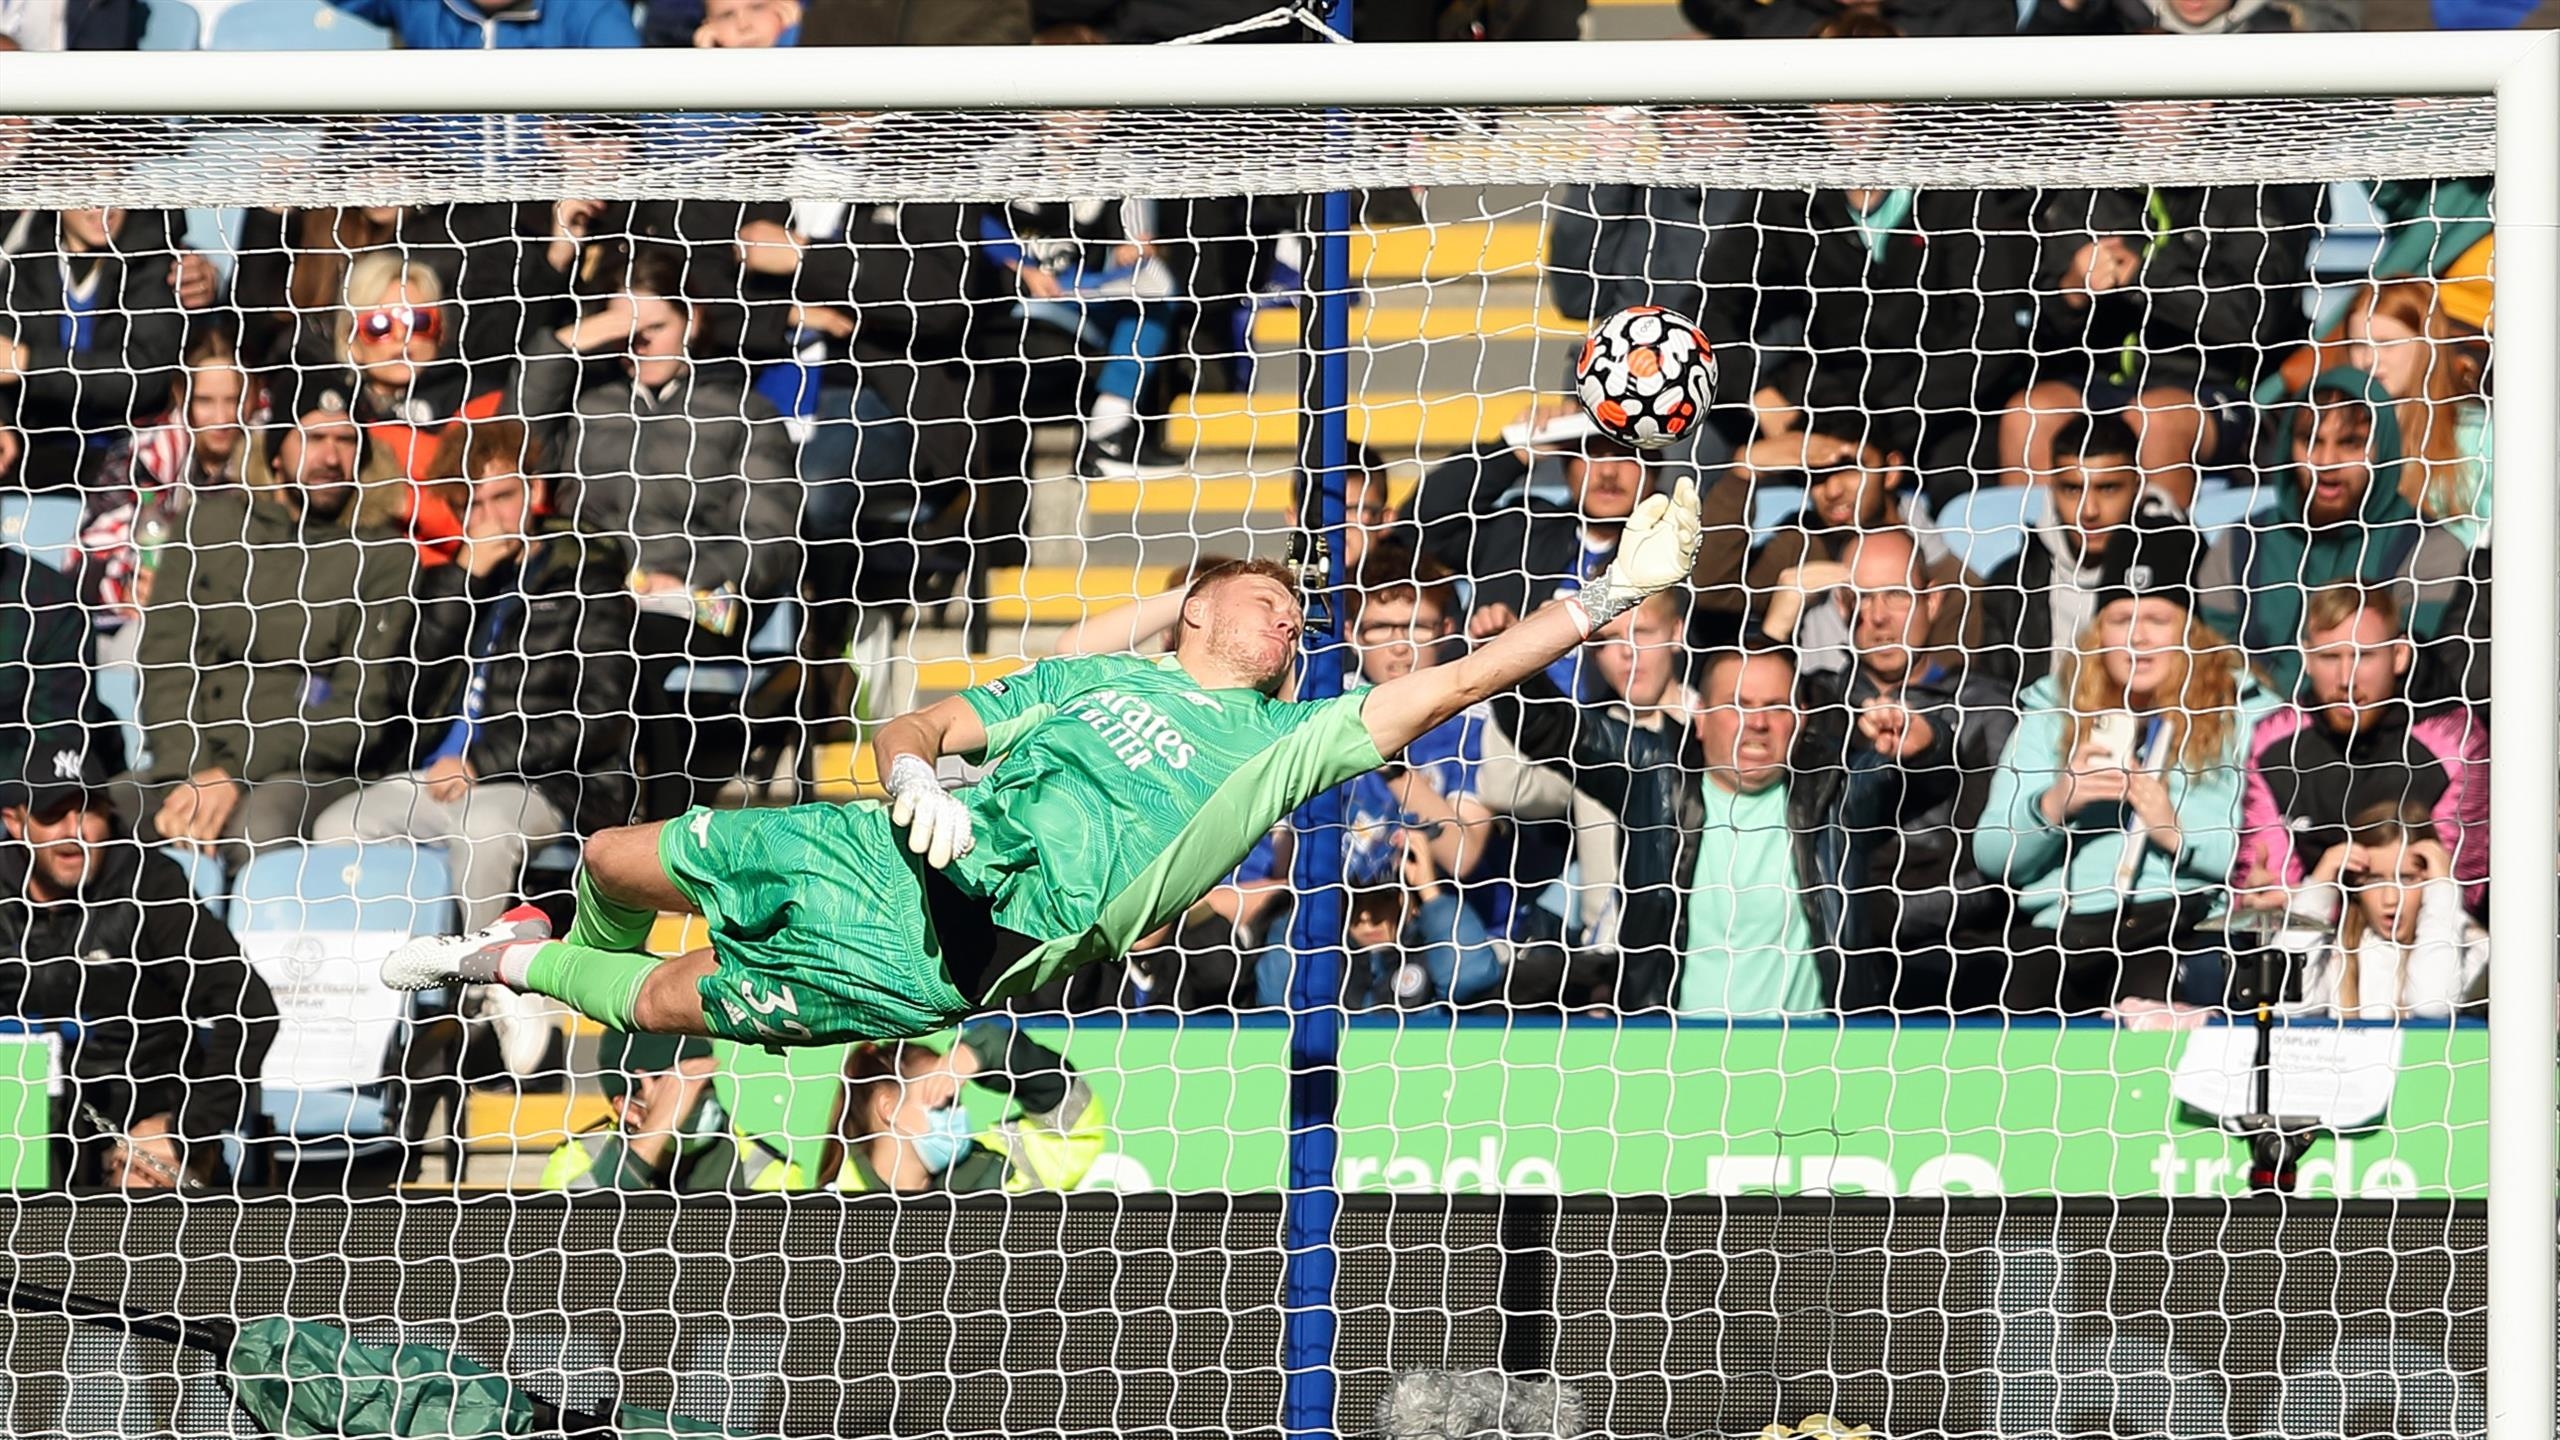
[{"left": 328, "top": 0, "right": 641, "bottom": 49}]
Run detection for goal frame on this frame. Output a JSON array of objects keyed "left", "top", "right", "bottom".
[{"left": 1, "top": 32, "right": 2550, "bottom": 1440}]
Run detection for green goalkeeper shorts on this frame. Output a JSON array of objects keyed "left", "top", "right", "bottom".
[{"left": 655, "top": 803, "right": 974, "bottom": 1046}]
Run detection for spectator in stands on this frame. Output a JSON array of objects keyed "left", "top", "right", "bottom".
[
  {"left": 2001, "top": 167, "right": 2321, "bottom": 505},
  {"left": 1251, "top": 563, "right": 1509, "bottom": 1009},
  {"left": 1678, "top": 646, "right": 1829, "bottom": 1016},
  {"left": 1700, "top": 424, "right": 1978, "bottom": 666},
  {"left": 326, "top": 0, "right": 641, "bottom": 48},
  {"left": 1488, "top": 588, "right": 1701, "bottom": 1011},
  {"left": 233, "top": 202, "right": 566, "bottom": 394},
  {"left": 2235, "top": 584, "right": 2487, "bottom": 914},
  {"left": 2196, "top": 368, "right": 2448, "bottom": 696},
  {"left": 732, "top": 197, "right": 1005, "bottom": 598},
  {"left": 1974, "top": 543, "right": 2277, "bottom": 1014},
  {"left": 1692, "top": 62, "right": 2036, "bottom": 502},
  {"left": 978, "top": 198, "right": 1182, "bottom": 478},
  {"left": 0, "top": 206, "right": 186, "bottom": 491},
  {"left": 334, "top": 253, "right": 475, "bottom": 562},
  {"left": 1975, "top": 412, "right": 2204, "bottom": 690},
  {"left": 0, "top": 0, "right": 142, "bottom": 48},
  {"left": 0, "top": 734, "right": 277, "bottom": 1189},
  {"left": 1796, "top": 528, "right": 2020, "bottom": 1010},
  {"left": 2027, "top": 0, "right": 2357, "bottom": 34},
  {"left": 312, "top": 418, "right": 637, "bottom": 937},
  {"left": 125, "top": 373, "right": 417, "bottom": 862},
  {"left": 1422, "top": 412, "right": 1648, "bottom": 644},
  {"left": 816, "top": 1025, "right": 1104, "bottom": 1194},
  {"left": 2279, "top": 798, "right": 2488, "bottom": 1022},
  {"left": 1684, "top": 0, "right": 2018, "bottom": 36},
  {"left": 2339, "top": 281, "right": 2494, "bottom": 701},
  {"left": 518, "top": 251, "right": 806, "bottom": 609},
  {"left": 0, "top": 515, "right": 93, "bottom": 801},
  {"left": 1547, "top": 183, "right": 1734, "bottom": 350},
  {"left": 75, "top": 332, "right": 254, "bottom": 653},
  {"left": 1332, "top": 445, "right": 1405, "bottom": 575},
  {"left": 693, "top": 0, "right": 801, "bottom": 45}
]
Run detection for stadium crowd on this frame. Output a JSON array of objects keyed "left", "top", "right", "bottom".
[{"left": 0, "top": 0, "right": 2514, "bottom": 1189}]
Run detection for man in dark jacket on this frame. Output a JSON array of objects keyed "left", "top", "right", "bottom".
[
  {"left": 123, "top": 373, "right": 418, "bottom": 862},
  {"left": 0, "top": 545, "right": 92, "bottom": 798},
  {"left": 1695, "top": 185, "right": 2035, "bottom": 501},
  {"left": 313, "top": 419, "right": 639, "bottom": 933},
  {"left": 2003, "top": 177, "right": 2321, "bottom": 503},
  {"left": 0, "top": 734, "right": 276, "bottom": 1188},
  {"left": 519, "top": 252, "right": 806, "bottom": 606},
  {"left": 1976, "top": 411, "right": 2204, "bottom": 690},
  {"left": 1487, "top": 588, "right": 1702, "bottom": 1011},
  {"left": 0, "top": 207, "right": 186, "bottom": 491},
  {"left": 1792, "top": 528, "right": 2018, "bottom": 1011}
]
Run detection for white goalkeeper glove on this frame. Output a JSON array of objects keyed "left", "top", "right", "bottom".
[
  {"left": 1573, "top": 474, "right": 1704, "bottom": 634},
  {"left": 886, "top": 753, "right": 974, "bottom": 869}
]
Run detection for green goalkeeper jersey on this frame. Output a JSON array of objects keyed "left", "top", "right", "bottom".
[{"left": 949, "top": 652, "right": 1384, "bottom": 1001}]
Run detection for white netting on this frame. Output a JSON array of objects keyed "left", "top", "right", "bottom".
[{"left": 0, "top": 60, "right": 2515, "bottom": 1440}]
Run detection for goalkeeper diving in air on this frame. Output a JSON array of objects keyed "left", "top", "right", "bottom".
[{"left": 384, "top": 478, "right": 1703, "bottom": 1046}]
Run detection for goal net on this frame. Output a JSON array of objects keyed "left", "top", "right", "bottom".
[{"left": 0, "top": 35, "right": 2540, "bottom": 1440}]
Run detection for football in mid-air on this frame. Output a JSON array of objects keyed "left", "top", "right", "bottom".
[{"left": 1573, "top": 305, "right": 1715, "bottom": 451}]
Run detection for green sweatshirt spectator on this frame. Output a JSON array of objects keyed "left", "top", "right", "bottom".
[{"left": 2196, "top": 368, "right": 2438, "bottom": 697}]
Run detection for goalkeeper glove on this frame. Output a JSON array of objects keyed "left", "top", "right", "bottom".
[
  {"left": 1572, "top": 473, "right": 1704, "bottom": 635},
  {"left": 886, "top": 753, "right": 975, "bottom": 869}
]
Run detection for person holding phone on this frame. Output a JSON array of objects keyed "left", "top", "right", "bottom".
[{"left": 1974, "top": 528, "right": 2279, "bottom": 1013}]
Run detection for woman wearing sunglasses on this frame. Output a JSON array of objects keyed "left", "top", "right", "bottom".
[{"left": 333, "top": 253, "right": 470, "bottom": 566}]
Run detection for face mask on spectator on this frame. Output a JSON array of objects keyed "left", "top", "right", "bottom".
[{"left": 911, "top": 1103, "right": 973, "bottom": 1174}]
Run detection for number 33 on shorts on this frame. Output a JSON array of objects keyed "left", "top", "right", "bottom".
[{"left": 717, "top": 975, "right": 815, "bottom": 1042}]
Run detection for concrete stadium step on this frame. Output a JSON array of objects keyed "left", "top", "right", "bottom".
[
  {"left": 1352, "top": 220, "right": 1545, "bottom": 282},
  {"left": 462, "top": 1090, "right": 613, "bottom": 1154},
  {"left": 1167, "top": 390, "right": 1530, "bottom": 452},
  {"left": 984, "top": 562, "right": 1163, "bottom": 625},
  {"left": 1582, "top": 0, "right": 1694, "bottom": 39},
  {"left": 1250, "top": 301, "right": 1580, "bottom": 347}
]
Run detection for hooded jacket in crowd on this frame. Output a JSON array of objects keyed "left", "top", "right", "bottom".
[{"left": 2195, "top": 367, "right": 2438, "bottom": 696}]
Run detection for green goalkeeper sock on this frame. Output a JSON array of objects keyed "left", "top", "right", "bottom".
[
  {"left": 521, "top": 942, "right": 659, "bottom": 1033},
  {"left": 565, "top": 865, "right": 657, "bottom": 954}
]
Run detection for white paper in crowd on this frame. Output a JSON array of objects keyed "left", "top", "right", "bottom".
[
  {"left": 243, "top": 931, "right": 407, "bottom": 1091},
  {"left": 2171, "top": 1024, "right": 2406, "bottom": 1130}
]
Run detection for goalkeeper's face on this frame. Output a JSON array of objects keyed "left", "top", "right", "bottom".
[{"left": 1184, "top": 573, "right": 1304, "bottom": 694}]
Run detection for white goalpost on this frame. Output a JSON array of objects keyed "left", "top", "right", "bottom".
[{"left": 0, "top": 30, "right": 2546, "bottom": 1440}]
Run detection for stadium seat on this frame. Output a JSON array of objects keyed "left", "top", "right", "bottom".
[
  {"left": 158, "top": 844, "right": 230, "bottom": 907},
  {"left": 1747, "top": 484, "right": 1806, "bottom": 547},
  {"left": 1929, "top": 483, "right": 2039, "bottom": 575},
  {"left": 203, "top": 0, "right": 390, "bottom": 50},
  {"left": 229, "top": 841, "right": 465, "bottom": 1189},
  {"left": 2190, "top": 477, "right": 2280, "bottom": 539},
  {"left": 138, "top": 0, "right": 200, "bottom": 50},
  {"left": 2, "top": 494, "right": 84, "bottom": 574}
]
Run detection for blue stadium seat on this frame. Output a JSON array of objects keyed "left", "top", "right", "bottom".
[
  {"left": 2190, "top": 477, "right": 2280, "bottom": 540},
  {"left": 1747, "top": 485, "right": 1805, "bottom": 547},
  {"left": 158, "top": 844, "right": 230, "bottom": 906},
  {"left": 1930, "top": 484, "right": 2039, "bottom": 576},
  {"left": 138, "top": 0, "right": 200, "bottom": 50},
  {"left": 2, "top": 494, "right": 84, "bottom": 574},
  {"left": 230, "top": 842, "right": 464, "bottom": 1186},
  {"left": 204, "top": 0, "right": 391, "bottom": 50}
]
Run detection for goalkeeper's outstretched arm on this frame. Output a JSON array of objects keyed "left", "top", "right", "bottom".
[{"left": 1359, "top": 476, "right": 1701, "bottom": 758}]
